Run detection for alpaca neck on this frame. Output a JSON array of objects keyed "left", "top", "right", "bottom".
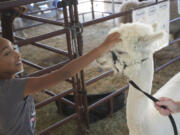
[
  {"left": 128, "top": 56, "right": 154, "bottom": 98},
  {"left": 126, "top": 56, "right": 154, "bottom": 129}
]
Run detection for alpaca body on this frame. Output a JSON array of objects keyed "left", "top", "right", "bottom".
[
  {"left": 97, "top": 22, "right": 180, "bottom": 135},
  {"left": 126, "top": 57, "right": 180, "bottom": 135}
]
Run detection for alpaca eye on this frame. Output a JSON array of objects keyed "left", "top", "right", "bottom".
[
  {"left": 137, "top": 37, "right": 145, "bottom": 43},
  {"left": 110, "top": 51, "right": 118, "bottom": 64}
]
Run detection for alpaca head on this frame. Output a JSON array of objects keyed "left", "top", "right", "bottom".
[
  {"left": 97, "top": 22, "right": 165, "bottom": 77},
  {"left": 119, "top": 1, "right": 153, "bottom": 24}
]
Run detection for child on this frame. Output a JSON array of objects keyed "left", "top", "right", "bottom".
[
  {"left": 0, "top": 32, "right": 120, "bottom": 135},
  {"left": 155, "top": 97, "right": 180, "bottom": 116}
]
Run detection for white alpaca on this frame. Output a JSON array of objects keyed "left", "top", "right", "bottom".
[
  {"left": 97, "top": 22, "right": 180, "bottom": 135},
  {"left": 119, "top": 0, "right": 180, "bottom": 38}
]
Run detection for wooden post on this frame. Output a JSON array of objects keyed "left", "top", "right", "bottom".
[
  {"left": 1, "top": 9, "right": 15, "bottom": 43},
  {"left": 1, "top": 6, "right": 27, "bottom": 43}
]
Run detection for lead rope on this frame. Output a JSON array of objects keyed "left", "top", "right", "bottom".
[{"left": 129, "top": 80, "right": 178, "bottom": 135}]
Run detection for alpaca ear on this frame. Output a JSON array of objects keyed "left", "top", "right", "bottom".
[
  {"left": 144, "top": 32, "right": 164, "bottom": 44},
  {"left": 141, "top": 32, "right": 165, "bottom": 52}
]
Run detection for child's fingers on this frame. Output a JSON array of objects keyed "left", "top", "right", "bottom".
[
  {"left": 103, "top": 33, "right": 121, "bottom": 47},
  {"left": 109, "top": 32, "right": 120, "bottom": 37},
  {"left": 108, "top": 32, "right": 121, "bottom": 41}
]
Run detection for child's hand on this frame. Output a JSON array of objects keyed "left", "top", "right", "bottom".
[
  {"left": 154, "top": 97, "right": 179, "bottom": 116},
  {"left": 102, "top": 32, "right": 121, "bottom": 48}
]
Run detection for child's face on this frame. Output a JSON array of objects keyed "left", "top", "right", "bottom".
[{"left": 0, "top": 38, "right": 23, "bottom": 78}]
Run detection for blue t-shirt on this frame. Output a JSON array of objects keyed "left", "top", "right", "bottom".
[{"left": 0, "top": 78, "right": 36, "bottom": 135}]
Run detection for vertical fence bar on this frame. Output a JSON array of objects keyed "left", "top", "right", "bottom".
[
  {"left": 112, "top": 0, "right": 116, "bottom": 26},
  {"left": 91, "top": 0, "right": 95, "bottom": 19},
  {"left": 74, "top": 0, "right": 90, "bottom": 130},
  {"left": 61, "top": 1, "right": 84, "bottom": 134}
]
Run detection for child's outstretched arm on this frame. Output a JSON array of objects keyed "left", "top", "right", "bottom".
[{"left": 24, "top": 32, "right": 120, "bottom": 97}]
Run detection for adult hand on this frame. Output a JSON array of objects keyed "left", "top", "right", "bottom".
[{"left": 154, "top": 97, "right": 179, "bottom": 116}]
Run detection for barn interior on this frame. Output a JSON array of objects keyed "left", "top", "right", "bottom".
[{"left": 0, "top": 0, "right": 179, "bottom": 135}]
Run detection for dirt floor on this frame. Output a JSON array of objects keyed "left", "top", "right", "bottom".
[{"left": 16, "top": 11, "right": 180, "bottom": 135}]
